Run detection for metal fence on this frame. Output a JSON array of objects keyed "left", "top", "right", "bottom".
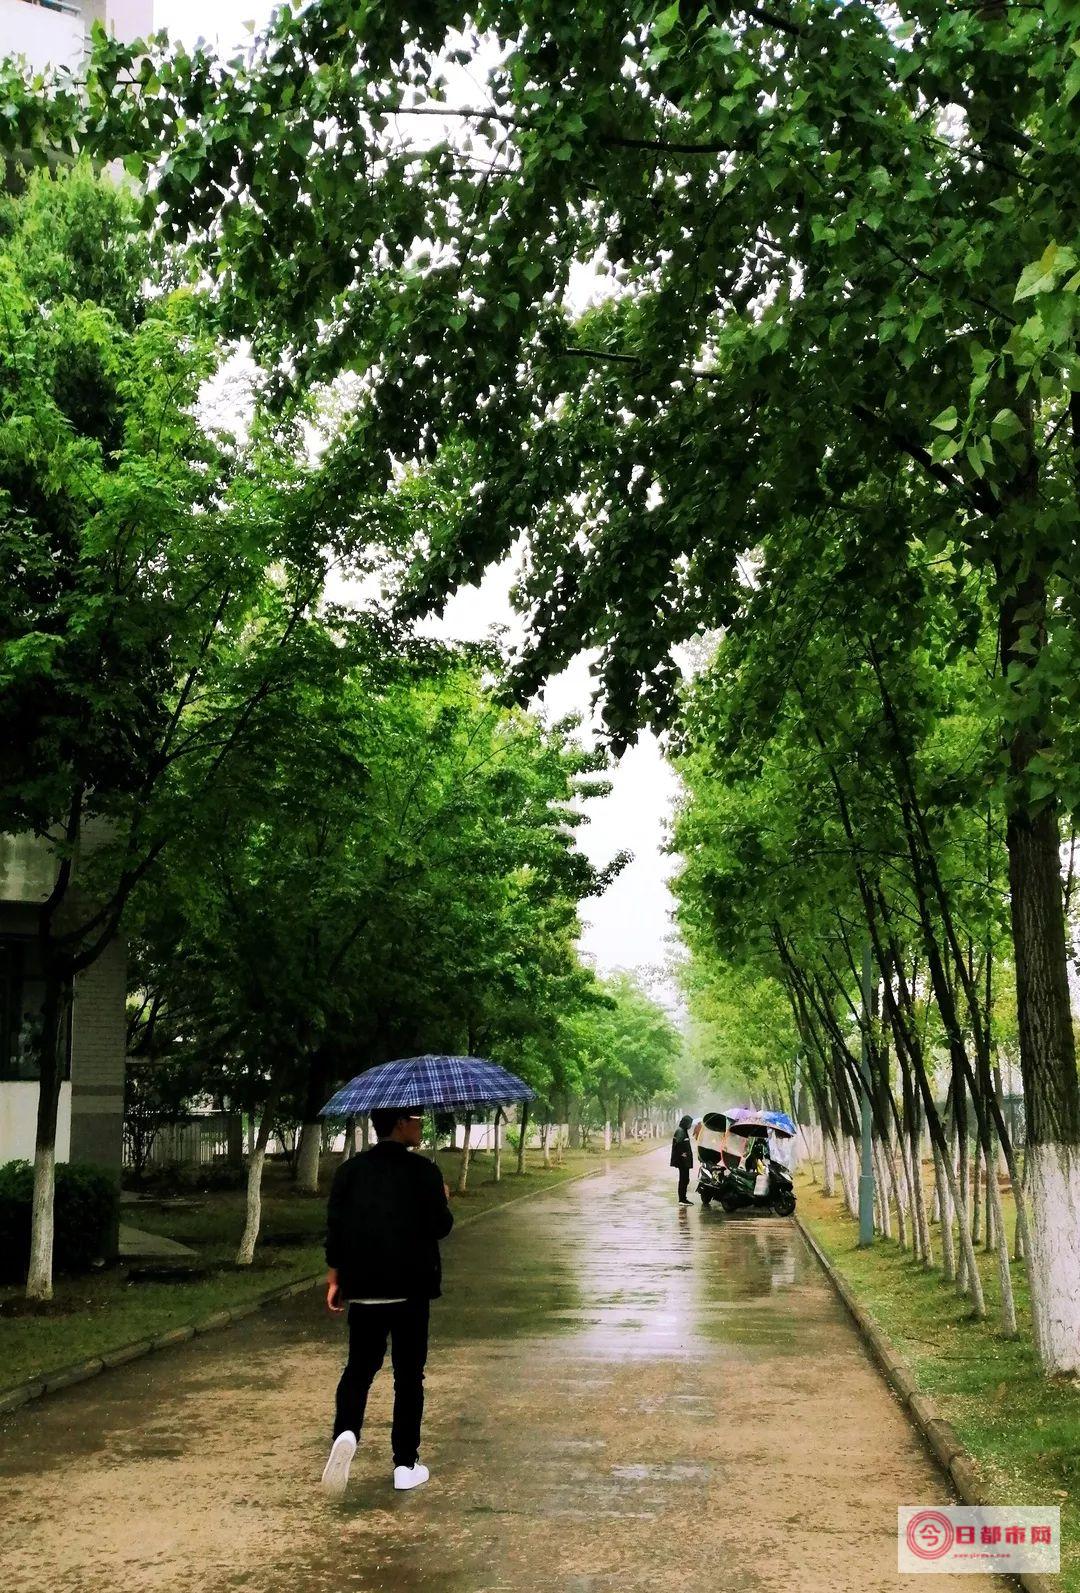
[{"left": 125, "top": 1113, "right": 232, "bottom": 1170}]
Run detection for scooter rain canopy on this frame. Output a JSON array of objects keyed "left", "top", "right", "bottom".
[{"left": 726, "top": 1107, "right": 797, "bottom": 1139}]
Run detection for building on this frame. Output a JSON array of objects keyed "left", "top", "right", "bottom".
[
  {"left": 0, "top": 834, "right": 127, "bottom": 1172},
  {"left": 0, "top": 1, "right": 153, "bottom": 76}
]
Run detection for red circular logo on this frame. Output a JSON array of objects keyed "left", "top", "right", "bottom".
[{"left": 906, "top": 1510, "right": 956, "bottom": 1561}]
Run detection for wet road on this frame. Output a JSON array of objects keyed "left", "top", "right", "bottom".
[{"left": 0, "top": 1149, "right": 1010, "bottom": 1592}]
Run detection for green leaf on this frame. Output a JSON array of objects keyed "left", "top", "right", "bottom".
[
  {"left": 653, "top": 2, "right": 682, "bottom": 37},
  {"left": 930, "top": 406, "right": 958, "bottom": 431},
  {"left": 990, "top": 408, "right": 1023, "bottom": 440}
]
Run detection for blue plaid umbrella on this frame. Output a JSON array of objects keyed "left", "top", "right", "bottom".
[{"left": 319, "top": 1055, "right": 534, "bottom": 1116}]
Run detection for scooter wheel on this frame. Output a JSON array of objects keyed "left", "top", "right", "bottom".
[
  {"left": 720, "top": 1194, "right": 742, "bottom": 1215},
  {"left": 699, "top": 1189, "right": 713, "bottom": 1207},
  {"left": 772, "top": 1192, "right": 796, "bottom": 1217}
]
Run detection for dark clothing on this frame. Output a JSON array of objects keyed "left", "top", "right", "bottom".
[
  {"left": 671, "top": 1118, "right": 694, "bottom": 1203},
  {"left": 333, "top": 1299, "right": 429, "bottom": 1465},
  {"left": 325, "top": 1141, "right": 453, "bottom": 1302},
  {"left": 670, "top": 1124, "right": 693, "bottom": 1170}
]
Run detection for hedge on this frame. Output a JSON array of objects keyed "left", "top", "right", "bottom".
[{"left": 0, "top": 1161, "right": 118, "bottom": 1283}]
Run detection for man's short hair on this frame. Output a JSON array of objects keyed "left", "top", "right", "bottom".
[{"left": 370, "top": 1106, "right": 421, "bottom": 1139}]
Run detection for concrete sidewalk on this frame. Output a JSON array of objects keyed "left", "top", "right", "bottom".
[{"left": 0, "top": 1149, "right": 1012, "bottom": 1592}]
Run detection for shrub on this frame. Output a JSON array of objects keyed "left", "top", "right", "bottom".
[{"left": 0, "top": 1160, "right": 119, "bottom": 1283}]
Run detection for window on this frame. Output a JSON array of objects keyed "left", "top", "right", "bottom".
[{"left": 0, "top": 939, "right": 72, "bottom": 1083}]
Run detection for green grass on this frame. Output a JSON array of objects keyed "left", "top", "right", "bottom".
[
  {"left": 798, "top": 1170, "right": 1080, "bottom": 1589},
  {"left": 0, "top": 1141, "right": 653, "bottom": 1394}
]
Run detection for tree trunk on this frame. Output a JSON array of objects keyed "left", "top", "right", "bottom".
[
  {"left": 295, "top": 1120, "right": 322, "bottom": 1195},
  {"left": 26, "top": 975, "right": 67, "bottom": 1303},
  {"left": 1001, "top": 572, "right": 1080, "bottom": 1373},
  {"left": 822, "top": 1134, "right": 836, "bottom": 1197},
  {"left": 568, "top": 1097, "right": 581, "bottom": 1150},
  {"left": 361, "top": 1114, "right": 371, "bottom": 1150},
  {"left": 540, "top": 1118, "right": 551, "bottom": 1169},
  {"left": 932, "top": 1137, "right": 954, "bottom": 1282},
  {"left": 236, "top": 1092, "right": 278, "bottom": 1266},
  {"left": 457, "top": 1111, "right": 473, "bottom": 1195},
  {"left": 832, "top": 1131, "right": 856, "bottom": 1217},
  {"left": 516, "top": 1101, "right": 529, "bottom": 1175},
  {"left": 226, "top": 1112, "right": 244, "bottom": 1168},
  {"left": 493, "top": 1107, "right": 504, "bottom": 1182}
]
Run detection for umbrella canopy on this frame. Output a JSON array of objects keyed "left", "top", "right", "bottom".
[
  {"left": 726, "top": 1106, "right": 797, "bottom": 1139},
  {"left": 320, "top": 1055, "right": 534, "bottom": 1117}
]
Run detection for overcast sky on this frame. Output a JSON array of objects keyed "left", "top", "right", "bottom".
[{"left": 152, "top": 0, "right": 683, "bottom": 1000}]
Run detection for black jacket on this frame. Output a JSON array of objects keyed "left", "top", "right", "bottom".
[
  {"left": 325, "top": 1141, "right": 454, "bottom": 1302},
  {"left": 670, "top": 1124, "right": 694, "bottom": 1169}
]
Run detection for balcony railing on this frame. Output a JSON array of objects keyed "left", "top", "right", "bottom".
[{"left": 15, "top": 0, "right": 82, "bottom": 16}]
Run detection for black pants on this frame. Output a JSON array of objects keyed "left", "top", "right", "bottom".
[
  {"left": 333, "top": 1299, "right": 430, "bottom": 1466},
  {"left": 677, "top": 1164, "right": 691, "bottom": 1201}
]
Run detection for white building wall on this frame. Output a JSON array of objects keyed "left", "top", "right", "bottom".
[
  {"left": 0, "top": 1080, "right": 71, "bottom": 1164},
  {"left": 103, "top": 0, "right": 152, "bottom": 42},
  {"left": 0, "top": 0, "right": 85, "bottom": 73},
  {"left": 0, "top": 0, "right": 153, "bottom": 75}
]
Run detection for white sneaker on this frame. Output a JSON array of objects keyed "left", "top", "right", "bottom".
[
  {"left": 321, "top": 1431, "right": 357, "bottom": 1498},
  {"left": 393, "top": 1461, "right": 430, "bottom": 1491}
]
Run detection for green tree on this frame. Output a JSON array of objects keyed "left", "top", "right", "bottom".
[{"left": 0, "top": 166, "right": 331, "bottom": 1298}]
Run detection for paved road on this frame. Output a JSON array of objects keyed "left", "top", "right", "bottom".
[{"left": 0, "top": 1149, "right": 1011, "bottom": 1592}]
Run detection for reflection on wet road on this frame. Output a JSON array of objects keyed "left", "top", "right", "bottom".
[{"left": 0, "top": 1149, "right": 1012, "bottom": 1592}]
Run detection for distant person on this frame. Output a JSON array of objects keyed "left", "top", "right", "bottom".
[
  {"left": 321, "top": 1105, "right": 453, "bottom": 1498},
  {"left": 670, "top": 1114, "right": 695, "bottom": 1204}
]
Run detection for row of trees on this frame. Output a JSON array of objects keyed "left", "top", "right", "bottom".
[
  {"left": 0, "top": 166, "right": 679, "bottom": 1293},
  {"left": 6, "top": 0, "right": 1078, "bottom": 1368},
  {"left": 671, "top": 542, "right": 1039, "bottom": 1344}
]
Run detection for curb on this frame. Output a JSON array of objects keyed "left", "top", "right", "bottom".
[
  {"left": 795, "top": 1214, "right": 1054, "bottom": 1593},
  {"left": 0, "top": 1149, "right": 654, "bottom": 1419}
]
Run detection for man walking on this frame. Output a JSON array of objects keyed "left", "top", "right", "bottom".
[
  {"left": 670, "top": 1114, "right": 695, "bottom": 1205},
  {"left": 321, "top": 1105, "right": 453, "bottom": 1498}
]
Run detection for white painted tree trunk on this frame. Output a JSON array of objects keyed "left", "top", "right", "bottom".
[
  {"left": 1025, "top": 1144, "right": 1080, "bottom": 1374},
  {"left": 457, "top": 1112, "right": 473, "bottom": 1195},
  {"left": 517, "top": 1101, "right": 529, "bottom": 1175},
  {"left": 26, "top": 1142, "right": 57, "bottom": 1302},
  {"left": 890, "top": 1145, "right": 908, "bottom": 1250},
  {"left": 603, "top": 1119, "right": 612, "bottom": 1153},
  {"left": 984, "top": 1149, "right": 996, "bottom": 1252},
  {"left": 237, "top": 1144, "right": 267, "bottom": 1266},
  {"left": 822, "top": 1135, "right": 836, "bottom": 1198},
  {"left": 909, "top": 1134, "right": 932, "bottom": 1266},
  {"left": 988, "top": 1164, "right": 1018, "bottom": 1338},
  {"left": 493, "top": 1108, "right": 503, "bottom": 1182},
  {"left": 362, "top": 1115, "right": 371, "bottom": 1150},
  {"left": 541, "top": 1121, "right": 551, "bottom": 1169},
  {"left": 941, "top": 1142, "right": 985, "bottom": 1317},
  {"left": 872, "top": 1141, "right": 891, "bottom": 1238},
  {"left": 295, "top": 1120, "right": 321, "bottom": 1194},
  {"left": 847, "top": 1137, "right": 861, "bottom": 1218},
  {"left": 932, "top": 1139, "right": 953, "bottom": 1280},
  {"left": 237, "top": 1102, "right": 276, "bottom": 1266},
  {"left": 834, "top": 1134, "right": 860, "bottom": 1217}
]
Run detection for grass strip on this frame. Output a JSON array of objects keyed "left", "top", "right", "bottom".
[{"left": 797, "top": 1173, "right": 1080, "bottom": 1591}]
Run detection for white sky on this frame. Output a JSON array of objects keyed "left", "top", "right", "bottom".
[{"left": 152, "top": 0, "right": 683, "bottom": 1000}]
